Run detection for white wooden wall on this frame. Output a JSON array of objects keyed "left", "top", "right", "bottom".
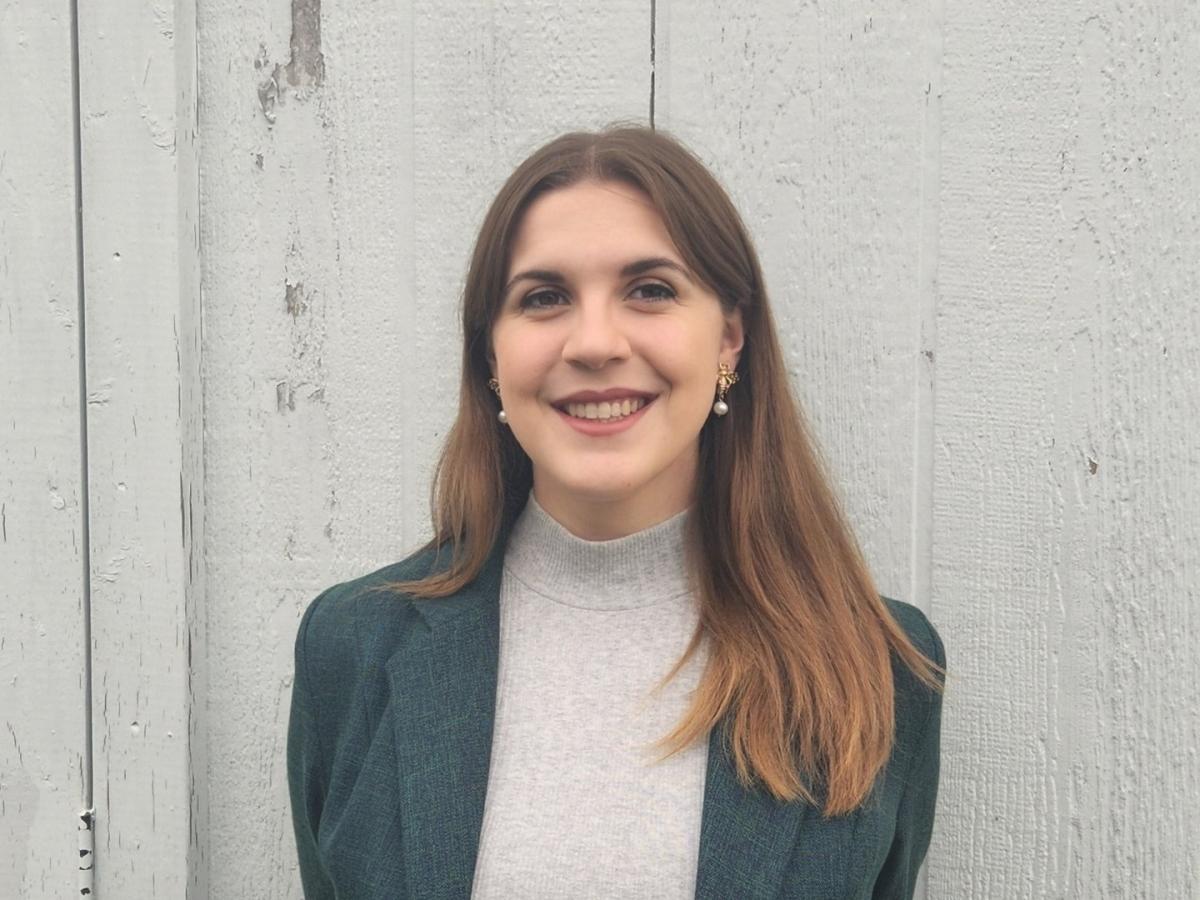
[
  {"left": 0, "top": 2, "right": 90, "bottom": 894},
  {"left": 3, "top": 1, "right": 1197, "bottom": 898},
  {"left": 2, "top": 0, "right": 204, "bottom": 896}
]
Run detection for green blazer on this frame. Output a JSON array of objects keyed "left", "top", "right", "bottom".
[{"left": 287, "top": 525, "right": 945, "bottom": 899}]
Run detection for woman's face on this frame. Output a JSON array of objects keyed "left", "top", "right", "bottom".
[{"left": 489, "top": 179, "right": 743, "bottom": 531}]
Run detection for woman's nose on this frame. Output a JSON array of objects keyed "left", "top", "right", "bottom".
[{"left": 560, "top": 299, "right": 631, "bottom": 369}]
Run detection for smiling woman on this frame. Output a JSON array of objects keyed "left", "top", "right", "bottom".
[
  {"left": 287, "top": 126, "right": 946, "bottom": 900},
  {"left": 489, "top": 180, "right": 743, "bottom": 540}
]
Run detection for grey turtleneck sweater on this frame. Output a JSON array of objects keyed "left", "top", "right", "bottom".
[{"left": 469, "top": 494, "right": 710, "bottom": 899}]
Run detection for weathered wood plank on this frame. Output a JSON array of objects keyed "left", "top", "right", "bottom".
[
  {"left": 75, "top": 0, "right": 204, "bottom": 895},
  {"left": 0, "top": 3, "right": 90, "bottom": 897},
  {"left": 932, "top": 1, "right": 1200, "bottom": 897},
  {"left": 196, "top": 1, "right": 649, "bottom": 895}
]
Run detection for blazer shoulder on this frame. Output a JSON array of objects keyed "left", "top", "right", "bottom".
[
  {"left": 880, "top": 595, "right": 945, "bottom": 671},
  {"left": 876, "top": 596, "right": 945, "bottom": 787},
  {"left": 295, "top": 542, "right": 445, "bottom": 684}
]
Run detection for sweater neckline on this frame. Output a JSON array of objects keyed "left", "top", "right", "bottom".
[{"left": 502, "top": 492, "right": 693, "bottom": 610}]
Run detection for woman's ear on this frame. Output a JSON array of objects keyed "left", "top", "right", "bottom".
[{"left": 722, "top": 305, "right": 745, "bottom": 370}]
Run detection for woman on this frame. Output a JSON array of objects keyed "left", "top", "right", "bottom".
[{"left": 288, "top": 125, "right": 945, "bottom": 900}]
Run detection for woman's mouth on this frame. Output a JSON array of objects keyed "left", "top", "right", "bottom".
[
  {"left": 552, "top": 396, "right": 656, "bottom": 435},
  {"left": 560, "top": 396, "right": 649, "bottom": 422}
]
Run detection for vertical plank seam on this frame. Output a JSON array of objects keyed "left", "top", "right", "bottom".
[
  {"left": 649, "top": 0, "right": 657, "bottom": 128},
  {"left": 68, "top": 0, "right": 95, "bottom": 825}
]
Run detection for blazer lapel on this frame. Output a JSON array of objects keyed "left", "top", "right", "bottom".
[
  {"left": 387, "top": 540, "right": 505, "bottom": 900},
  {"left": 694, "top": 725, "right": 814, "bottom": 899}
]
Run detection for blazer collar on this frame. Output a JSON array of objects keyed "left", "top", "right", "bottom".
[{"left": 386, "top": 523, "right": 810, "bottom": 899}]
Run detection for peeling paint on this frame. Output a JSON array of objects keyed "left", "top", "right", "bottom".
[
  {"left": 275, "top": 381, "right": 295, "bottom": 413},
  {"left": 281, "top": 0, "right": 325, "bottom": 89},
  {"left": 78, "top": 807, "right": 95, "bottom": 896},
  {"left": 256, "top": 0, "right": 325, "bottom": 124},
  {"left": 151, "top": 2, "right": 174, "bottom": 39},
  {"left": 274, "top": 380, "right": 325, "bottom": 413},
  {"left": 137, "top": 92, "right": 176, "bottom": 154},
  {"left": 284, "top": 281, "right": 308, "bottom": 318},
  {"left": 256, "top": 72, "right": 278, "bottom": 124},
  {"left": 87, "top": 378, "right": 114, "bottom": 406},
  {"left": 47, "top": 291, "right": 74, "bottom": 329}
]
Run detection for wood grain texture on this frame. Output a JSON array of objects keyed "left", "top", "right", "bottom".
[
  {"left": 196, "top": 1, "right": 649, "bottom": 895},
  {"left": 931, "top": 1, "right": 1200, "bottom": 897},
  {"left": 176, "top": 8, "right": 208, "bottom": 898},
  {"left": 0, "top": 3, "right": 89, "bottom": 897},
  {"left": 75, "top": 0, "right": 203, "bottom": 896}
]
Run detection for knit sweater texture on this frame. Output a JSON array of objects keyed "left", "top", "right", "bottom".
[{"left": 470, "top": 494, "right": 709, "bottom": 899}]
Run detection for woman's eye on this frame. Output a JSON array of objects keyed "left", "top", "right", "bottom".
[
  {"left": 520, "top": 289, "right": 568, "bottom": 310},
  {"left": 518, "top": 282, "right": 675, "bottom": 309},
  {"left": 630, "top": 282, "right": 676, "bottom": 302}
]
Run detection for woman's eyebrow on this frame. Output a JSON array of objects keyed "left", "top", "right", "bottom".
[{"left": 503, "top": 256, "right": 693, "bottom": 296}]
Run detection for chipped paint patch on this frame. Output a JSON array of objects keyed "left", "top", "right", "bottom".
[
  {"left": 256, "top": 0, "right": 325, "bottom": 124},
  {"left": 275, "top": 381, "right": 295, "bottom": 413},
  {"left": 284, "top": 280, "right": 308, "bottom": 318},
  {"left": 282, "top": 0, "right": 325, "bottom": 89},
  {"left": 78, "top": 807, "right": 95, "bottom": 896}
]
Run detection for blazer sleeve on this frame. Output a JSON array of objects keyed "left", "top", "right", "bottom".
[
  {"left": 872, "top": 611, "right": 946, "bottom": 900},
  {"left": 287, "top": 589, "right": 338, "bottom": 900}
]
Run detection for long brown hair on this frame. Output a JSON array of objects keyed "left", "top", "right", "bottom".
[{"left": 386, "top": 124, "right": 942, "bottom": 816}]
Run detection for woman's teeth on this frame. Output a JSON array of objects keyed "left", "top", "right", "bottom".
[{"left": 564, "top": 397, "right": 647, "bottom": 421}]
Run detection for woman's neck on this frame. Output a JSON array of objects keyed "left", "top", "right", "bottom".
[
  {"left": 530, "top": 476, "right": 695, "bottom": 541},
  {"left": 504, "top": 491, "right": 693, "bottom": 609}
]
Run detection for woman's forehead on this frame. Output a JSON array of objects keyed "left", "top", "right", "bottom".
[{"left": 507, "top": 181, "right": 679, "bottom": 273}]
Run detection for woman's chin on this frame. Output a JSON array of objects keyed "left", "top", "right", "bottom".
[{"left": 537, "top": 469, "right": 647, "bottom": 505}]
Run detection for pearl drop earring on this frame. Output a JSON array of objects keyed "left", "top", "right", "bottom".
[
  {"left": 487, "top": 377, "right": 509, "bottom": 425},
  {"left": 713, "top": 362, "right": 739, "bottom": 416}
]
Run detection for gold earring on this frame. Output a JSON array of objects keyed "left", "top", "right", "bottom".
[
  {"left": 712, "top": 363, "right": 738, "bottom": 416},
  {"left": 487, "top": 378, "right": 508, "bottom": 424}
]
